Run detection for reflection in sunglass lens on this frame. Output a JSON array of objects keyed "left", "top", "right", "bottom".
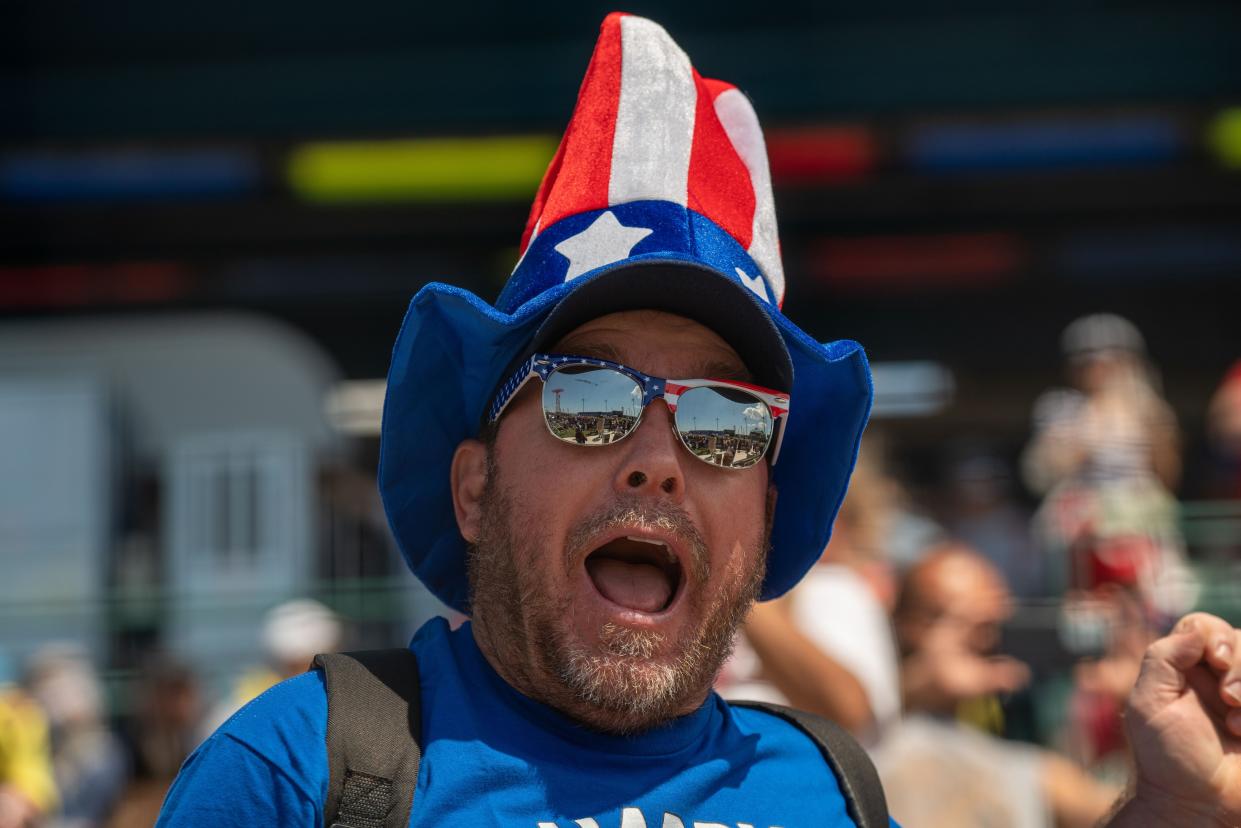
[
  {"left": 542, "top": 366, "right": 643, "bottom": 447},
  {"left": 673, "top": 386, "right": 773, "bottom": 469}
]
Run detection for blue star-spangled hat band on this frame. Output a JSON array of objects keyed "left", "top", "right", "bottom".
[{"left": 500, "top": 201, "right": 779, "bottom": 316}]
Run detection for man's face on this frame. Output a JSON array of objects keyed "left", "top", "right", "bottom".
[
  {"left": 898, "top": 549, "right": 1012, "bottom": 657},
  {"left": 458, "top": 310, "right": 773, "bottom": 734}
]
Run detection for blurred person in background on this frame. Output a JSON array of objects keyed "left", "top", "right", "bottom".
[
  {"left": 108, "top": 659, "right": 201, "bottom": 828},
  {"left": 125, "top": 659, "right": 201, "bottom": 782},
  {"left": 1064, "top": 585, "right": 1158, "bottom": 784},
  {"left": 0, "top": 662, "right": 56, "bottom": 828},
  {"left": 1190, "top": 359, "right": 1241, "bottom": 503},
  {"left": 23, "top": 646, "right": 126, "bottom": 828},
  {"left": 719, "top": 438, "right": 902, "bottom": 744},
  {"left": 875, "top": 543, "right": 1119, "bottom": 828},
  {"left": 871, "top": 462, "right": 945, "bottom": 576},
  {"left": 1023, "top": 313, "right": 1196, "bottom": 620},
  {"left": 944, "top": 447, "right": 1042, "bottom": 599},
  {"left": 198, "top": 599, "right": 342, "bottom": 740},
  {"left": 893, "top": 541, "right": 1031, "bottom": 737}
]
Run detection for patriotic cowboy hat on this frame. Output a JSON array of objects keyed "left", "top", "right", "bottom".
[{"left": 379, "top": 12, "right": 872, "bottom": 613}]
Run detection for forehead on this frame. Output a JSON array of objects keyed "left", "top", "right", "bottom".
[
  {"left": 551, "top": 310, "right": 752, "bottom": 381},
  {"left": 939, "top": 563, "right": 1008, "bottom": 614}
]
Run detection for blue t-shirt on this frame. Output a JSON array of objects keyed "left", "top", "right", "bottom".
[{"left": 158, "top": 618, "right": 896, "bottom": 827}]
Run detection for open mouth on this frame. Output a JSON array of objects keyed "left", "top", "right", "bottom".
[{"left": 584, "top": 536, "right": 684, "bottom": 614}]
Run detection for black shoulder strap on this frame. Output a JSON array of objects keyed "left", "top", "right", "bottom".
[
  {"left": 314, "top": 649, "right": 422, "bottom": 828},
  {"left": 731, "top": 700, "right": 889, "bottom": 828}
]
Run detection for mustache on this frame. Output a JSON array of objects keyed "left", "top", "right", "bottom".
[{"left": 563, "top": 495, "right": 709, "bottom": 585}]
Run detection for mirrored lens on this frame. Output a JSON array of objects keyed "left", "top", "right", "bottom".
[
  {"left": 542, "top": 366, "right": 643, "bottom": 447},
  {"left": 674, "top": 386, "right": 773, "bottom": 469}
]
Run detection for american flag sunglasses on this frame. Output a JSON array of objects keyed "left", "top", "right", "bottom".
[{"left": 487, "top": 353, "right": 791, "bottom": 469}]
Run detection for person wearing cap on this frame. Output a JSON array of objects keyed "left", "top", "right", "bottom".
[
  {"left": 1194, "top": 360, "right": 1241, "bottom": 502},
  {"left": 1023, "top": 313, "right": 1195, "bottom": 620},
  {"left": 157, "top": 15, "right": 1241, "bottom": 828},
  {"left": 197, "top": 599, "right": 343, "bottom": 742}
]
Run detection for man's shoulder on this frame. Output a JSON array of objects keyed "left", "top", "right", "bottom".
[
  {"left": 156, "top": 671, "right": 329, "bottom": 826},
  {"left": 217, "top": 668, "right": 328, "bottom": 750}
]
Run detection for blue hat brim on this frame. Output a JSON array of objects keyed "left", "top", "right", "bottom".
[{"left": 378, "top": 264, "right": 871, "bottom": 613}]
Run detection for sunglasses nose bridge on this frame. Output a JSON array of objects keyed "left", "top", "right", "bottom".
[{"left": 641, "top": 377, "right": 665, "bottom": 408}]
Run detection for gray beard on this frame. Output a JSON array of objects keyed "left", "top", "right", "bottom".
[{"left": 466, "top": 463, "right": 767, "bottom": 735}]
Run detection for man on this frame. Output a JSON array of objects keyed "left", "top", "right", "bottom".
[
  {"left": 878, "top": 543, "right": 1118, "bottom": 828},
  {"left": 158, "top": 14, "right": 1241, "bottom": 828}
]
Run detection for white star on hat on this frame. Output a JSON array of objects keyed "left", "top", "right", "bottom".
[
  {"left": 554, "top": 211, "right": 654, "bottom": 281},
  {"left": 735, "top": 266, "right": 770, "bottom": 303}
]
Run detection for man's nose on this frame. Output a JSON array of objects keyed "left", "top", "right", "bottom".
[{"left": 613, "top": 400, "right": 686, "bottom": 500}]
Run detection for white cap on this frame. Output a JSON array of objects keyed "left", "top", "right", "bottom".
[
  {"left": 262, "top": 599, "right": 342, "bottom": 665},
  {"left": 1061, "top": 313, "right": 1146, "bottom": 358}
]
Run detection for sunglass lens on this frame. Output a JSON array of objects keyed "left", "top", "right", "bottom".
[
  {"left": 542, "top": 366, "right": 643, "bottom": 446},
  {"left": 674, "top": 386, "right": 773, "bottom": 469}
]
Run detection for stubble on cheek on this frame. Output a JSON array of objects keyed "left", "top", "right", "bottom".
[{"left": 466, "top": 466, "right": 564, "bottom": 694}]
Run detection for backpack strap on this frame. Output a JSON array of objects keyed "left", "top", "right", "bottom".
[
  {"left": 314, "top": 649, "right": 422, "bottom": 828},
  {"left": 731, "top": 700, "right": 889, "bottom": 828}
]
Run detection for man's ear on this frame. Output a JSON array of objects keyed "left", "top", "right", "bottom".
[{"left": 451, "top": 438, "right": 489, "bottom": 544}]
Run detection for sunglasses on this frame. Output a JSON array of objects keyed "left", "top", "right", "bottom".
[{"left": 487, "top": 353, "right": 791, "bottom": 469}]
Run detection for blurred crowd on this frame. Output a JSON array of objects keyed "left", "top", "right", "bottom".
[
  {"left": 718, "top": 313, "right": 1241, "bottom": 828},
  {"left": 0, "top": 601, "right": 340, "bottom": 828},
  {"left": 3, "top": 313, "right": 1240, "bottom": 828}
]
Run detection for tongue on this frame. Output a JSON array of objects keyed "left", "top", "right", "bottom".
[{"left": 586, "top": 558, "right": 673, "bottom": 613}]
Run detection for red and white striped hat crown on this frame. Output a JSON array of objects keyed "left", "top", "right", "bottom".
[{"left": 500, "top": 12, "right": 785, "bottom": 314}]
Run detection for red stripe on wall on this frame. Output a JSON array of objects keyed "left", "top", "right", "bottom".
[
  {"left": 812, "top": 233, "right": 1022, "bottom": 291},
  {"left": 0, "top": 262, "right": 189, "bottom": 308},
  {"left": 766, "top": 126, "right": 876, "bottom": 184}
]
